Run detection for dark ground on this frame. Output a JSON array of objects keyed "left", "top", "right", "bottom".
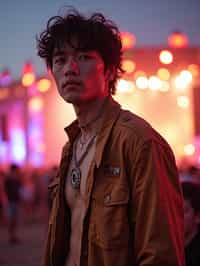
[{"left": 0, "top": 221, "right": 47, "bottom": 266}]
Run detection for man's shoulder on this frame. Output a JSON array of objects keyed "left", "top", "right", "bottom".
[{"left": 115, "top": 109, "right": 170, "bottom": 148}]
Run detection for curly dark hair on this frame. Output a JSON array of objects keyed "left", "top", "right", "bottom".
[{"left": 36, "top": 8, "right": 124, "bottom": 95}]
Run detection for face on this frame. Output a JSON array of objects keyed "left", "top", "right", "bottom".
[{"left": 51, "top": 42, "right": 110, "bottom": 105}]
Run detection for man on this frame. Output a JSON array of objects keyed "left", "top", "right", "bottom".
[
  {"left": 182, "top": 181, "right": 200, "bottom": 266},
  {"left": 4, "top": 163, "right": 22, "bottom": 243},
  {"left": 37, "top": 8, "right": 185, "bottom": 266}
]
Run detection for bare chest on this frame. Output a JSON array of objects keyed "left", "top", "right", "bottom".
[{"left": 65, "top": 142, "right": 96, "bottom": 210}]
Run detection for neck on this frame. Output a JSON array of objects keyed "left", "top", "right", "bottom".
[{"left": 73, "top": 97, "right": 109, "bottom": 136}]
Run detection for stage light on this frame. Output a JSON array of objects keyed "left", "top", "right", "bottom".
[
  {"left": 188, "top": 64, "right": 199, "bottom": 77},
  {"left": 22, "top": 61, "right": 35, "bottom": 87},
  {"left": 135, "top": 76, "right": 148, "bottom": 90},
  {"left": 174, "top": 70, "right": 192, "bottom": 91},
  {"left": 177, "top": 96, "right": 190, "bottom": 108},
  {"left": 184, "top": 144, "right": 195, "bottom": 156},
  {"left": 116, "top": 79, "right": 135, "bottom": 93},
  {"left": 121, "top": 32, "right": 135, "bottom": 50},
  {"left": 37, "top": 78, "right": 51, "bottom": 92},
  {"left": 22, "top": 73, "right": 35, "bottom": 87},
  {"left": 159, "top": 81, "right": 170, "bottom": 92},
  {"left": 180, "top": 70, "right": 192, "bottom": 83},
  {"left": 122, "top": 59, "right": 136, "bottom": 74},
  {"left": 28, "top": 97, "right": 44, "bottom": 112},
  {"left": 148, "top": 76, "right": 162, "bottom": 91},
  {"left": 0, "top": 69, "right": 12, "bottom": 86},
  {"left": 134, "top": 70, "right": 146, "bottom": 79},
  {"left": 157, "top": 68, "right": 170, "bottom": 80},
  {"left": 168, "top": 31, "right": 188, "bottom": 48},
  {"left": 159, "top": 50, "right": 173, "bottom": 64}
]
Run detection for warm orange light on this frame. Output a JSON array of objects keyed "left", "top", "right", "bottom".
[
  {"left": 188, "top": 64, "right": 199, "bottom": 77},
  {"left": 134, "top": 70, "right": 146, "bottom": 79},
  {"left": 28, "top": 97, "right": 44, "bottom": 112},
  {"left": 159, "top": 50, "right": 173, "bottom": 64},
  {"left": 148, "top": 76, "right": 162, "bottom": 91},
  {"left": 116, "top": 79, "right": 135, "bottom": 93},
  {"left": 37, "top": 78, "right": 51, "bottom": 92},
  {"left": 157, "top": 68, "right": 170, "bottom": 80},
  {"left": 22, "top": 73, "right": 35, "bottom": 87},
  {"left": 168, "top": 31, "right": 188, "bottom": 48},
  {"left": 180, "top": 70, "right": 193, "bottom": 83},
  {"left": 160, "top": 81, "right": 170, "bottom": 92},
  {"left": 121, "top": 32, "right": 135, "bottom": 50},
  {"left": 177, "top": 96, "right": 190, "bottom": 108},
  {"left": 184, "top": 144, "right": 195, "bottom": 156},
  {"left": 135, "top": 76, "right": 148, "bottom": 90},
  {"left": 122, "top": 60, "right": 136, "bottom": 74},
  {"left": 174, "top": 70, "right": 193, "bottom": 91},
  {"left": 0, "top": 89, "right": 9, "bottom": 99}
]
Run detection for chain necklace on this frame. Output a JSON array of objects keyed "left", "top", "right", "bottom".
[
  {"left": 70, "top": 133, "right": 97, "bottom": 190},
  {"left": 78, "top": 135, "right": 90, "bottom": 149}
]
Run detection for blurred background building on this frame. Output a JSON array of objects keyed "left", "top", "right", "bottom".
[{"left": 0, "top": 31, "right": 200, "bottom": 168}]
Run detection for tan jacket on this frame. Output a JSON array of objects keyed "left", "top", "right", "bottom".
[{"left": 42, "top": 98, "right": 185, "bottom": 266}]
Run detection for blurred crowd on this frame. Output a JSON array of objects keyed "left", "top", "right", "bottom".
[
  {"left": 0, "top": 163, "right": 58, "bottom": 244},
  {"left": 1, "top": 162, "right": 200, "bottom": 265}
]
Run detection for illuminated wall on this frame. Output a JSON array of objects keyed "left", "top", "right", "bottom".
[
  {"left": 0, "top": 47, "right": 200, "bottom": 167},
  {"left": 42, "top": 48, "right": 200, "bottom": 166},
  {"left": 0, "top": 100, "right": 26, "bottom": 165}
]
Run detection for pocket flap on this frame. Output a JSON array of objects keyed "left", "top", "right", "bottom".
[{"left": 104, "top": 186, "right": 129, "bottom": 206}]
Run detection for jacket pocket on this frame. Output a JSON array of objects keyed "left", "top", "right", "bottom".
[{"left": 91, "top": 185, "right": 130, "bottom": 249}]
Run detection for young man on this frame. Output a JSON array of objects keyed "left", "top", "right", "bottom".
[
  {"left": 37, "top": 8, "right": 185, "bottom": 266},
  {"left": 182, "top": 181, "right": 200, "bottom": 266}
]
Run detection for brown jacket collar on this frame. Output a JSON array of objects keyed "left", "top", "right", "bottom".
[{"left": 64, "top": 96, "right": 121, "bottom": 168}]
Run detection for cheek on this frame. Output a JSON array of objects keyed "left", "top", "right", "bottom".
[
  {"left": 53, "top": 70, "right": 63, "bottom": 86},
  {"left": 83, "top": 62, "right": 104, "bottom": 79}
]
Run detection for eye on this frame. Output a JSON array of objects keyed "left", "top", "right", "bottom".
[
  {"left": 78, "top": 53, "right": 91, "bottom": 61},
  {"left": 54, "top": 57, "right": 65, "bottom": 65}
]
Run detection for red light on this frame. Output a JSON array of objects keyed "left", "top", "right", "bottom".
[
  {"left": 22, "top": 61, "right": 34, "bottom": 74},
  {"left": 21, "top": 61, "right": 35, "bottom": 87},
  {"left": 168, "top": 31, "right": 188, "bottom": 48},
  {"left": 120, "top": 32, "right": 135, "bottom": 50}
]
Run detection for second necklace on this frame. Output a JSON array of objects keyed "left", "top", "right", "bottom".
[{"left": 70, "top": 133, "right": 97, "bottom": 190}]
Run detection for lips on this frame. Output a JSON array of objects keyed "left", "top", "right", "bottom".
[{"left": 62, "top": 80, "right": 81, "bottom": 89}]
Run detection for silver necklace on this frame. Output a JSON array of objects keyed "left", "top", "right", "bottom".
[
  {"left": 70, "top": 134, "right": 97, "bottom": 190},
  {"left": 78, "top": 135, "right": 90, "bottom": 149}
]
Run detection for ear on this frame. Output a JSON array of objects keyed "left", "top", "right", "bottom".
[{"left": 105, "top": 67, "right": 115, "bottom": 83}]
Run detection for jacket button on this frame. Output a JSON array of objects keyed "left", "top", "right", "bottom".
[{"left": 104, "top": 194, "right": 111, "bottom": 203}]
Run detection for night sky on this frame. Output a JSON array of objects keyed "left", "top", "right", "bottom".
[{"left": 0, "top": 0, "right": 199, "bottom": 79}]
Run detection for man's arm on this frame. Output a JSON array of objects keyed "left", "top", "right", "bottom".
[{"left": 129, "top": 139, "right": 185, "bottom": 266}]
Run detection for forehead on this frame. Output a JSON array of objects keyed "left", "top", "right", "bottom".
[
  {"left": 52, "top": 35, "right": 94, "bottom": 55},
  {"left": 53, "top": 42, "right": 76, "bottom": 55}
]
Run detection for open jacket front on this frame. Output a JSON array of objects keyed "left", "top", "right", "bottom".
[{"left": 42, "top": 98, "right": 185, "bottom": 266}]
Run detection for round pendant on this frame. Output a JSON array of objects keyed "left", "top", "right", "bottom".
[{"left": 70, "top": 168, "right": 81, "bottom": 189}]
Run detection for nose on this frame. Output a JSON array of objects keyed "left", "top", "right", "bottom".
[{"left": 64, "top": 56, "right": 79, "bottom": 76}]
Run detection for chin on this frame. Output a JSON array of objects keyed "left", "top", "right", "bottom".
[{"left": 62, "top": 95, "right": 81, "bottom": 105}]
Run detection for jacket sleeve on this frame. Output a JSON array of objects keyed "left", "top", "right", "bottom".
[
  {"left": 41, "top": 143, "right": 69, "bottom": 266},
  {"left": 129, "top": 139, "right": 185, "bottom": 266}
]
